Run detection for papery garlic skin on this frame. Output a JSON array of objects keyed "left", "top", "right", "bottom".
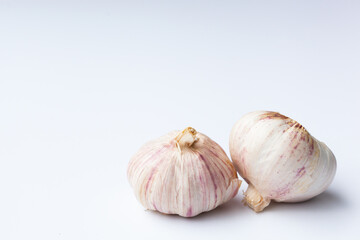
[
  {"left": 229, "top": 111, "right": 336, "bottom": 212},
  {"left": 128, "top": 127, "right": 241, "bottom": 217}
]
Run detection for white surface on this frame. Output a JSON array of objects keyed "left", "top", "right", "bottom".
[{"left": 1, "top": 1, "right": 360, "bottom": 239}]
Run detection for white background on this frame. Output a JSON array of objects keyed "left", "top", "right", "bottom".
[{"left": 1, "top": 1, "right": 360, "bottom": 239}]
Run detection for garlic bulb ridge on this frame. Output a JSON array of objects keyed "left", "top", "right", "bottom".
[
  {"left": 128, "top": 127, "right": 241, "bottom": 217},
  {"left": 229, "top": 111, "right": 336, "bottom": 212}
]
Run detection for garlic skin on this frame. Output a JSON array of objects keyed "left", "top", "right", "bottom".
[
  {"left": 229, "top": 111, "right": 336, "bottom": 212},
  {"left": 128, "top": 127, "right": 241, "bottom": 217}
]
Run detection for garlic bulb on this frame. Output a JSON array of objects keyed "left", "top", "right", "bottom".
[
  {"left": 128, "top": 127, "right": 241, "bottom": 217},
  {"left": 229, "top": 111, "right": 336, "bottom": 212}
]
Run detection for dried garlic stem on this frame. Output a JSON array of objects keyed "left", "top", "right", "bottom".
[
  {"left": 175, "top": 127, "right": 198, "bottom": 149},
  {"left": 244, "top": 184, "right": 270, "bottom": 212}
]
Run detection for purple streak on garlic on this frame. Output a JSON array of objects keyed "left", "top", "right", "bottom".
[
  {"left": 229, "top": 111, "right": 336, "bottom": 212},
  {"left": 128, "top": 127, "right": 241, "bottom": 217}
]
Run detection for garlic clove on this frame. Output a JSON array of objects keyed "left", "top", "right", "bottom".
[
  {"left": 229, "top": 111, "right": 337, "bottom": 212},
  {"left": 128, "top": 127, "right": 241, "bottom": 217}
]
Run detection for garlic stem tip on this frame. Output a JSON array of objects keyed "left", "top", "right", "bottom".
[
  {"left": 175, "top": 127, "right": 198, "bottom": 148},
  {"left": 244, "top": 184, "right": 271, "bottom": 213}
]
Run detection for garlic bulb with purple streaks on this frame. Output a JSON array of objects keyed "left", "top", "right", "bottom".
[
  {"left": 128, "top": 127, "right": 241, "bottom": 217},
  {"left": 229, "top": 111, "right": 336, "bottom": 212}
]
